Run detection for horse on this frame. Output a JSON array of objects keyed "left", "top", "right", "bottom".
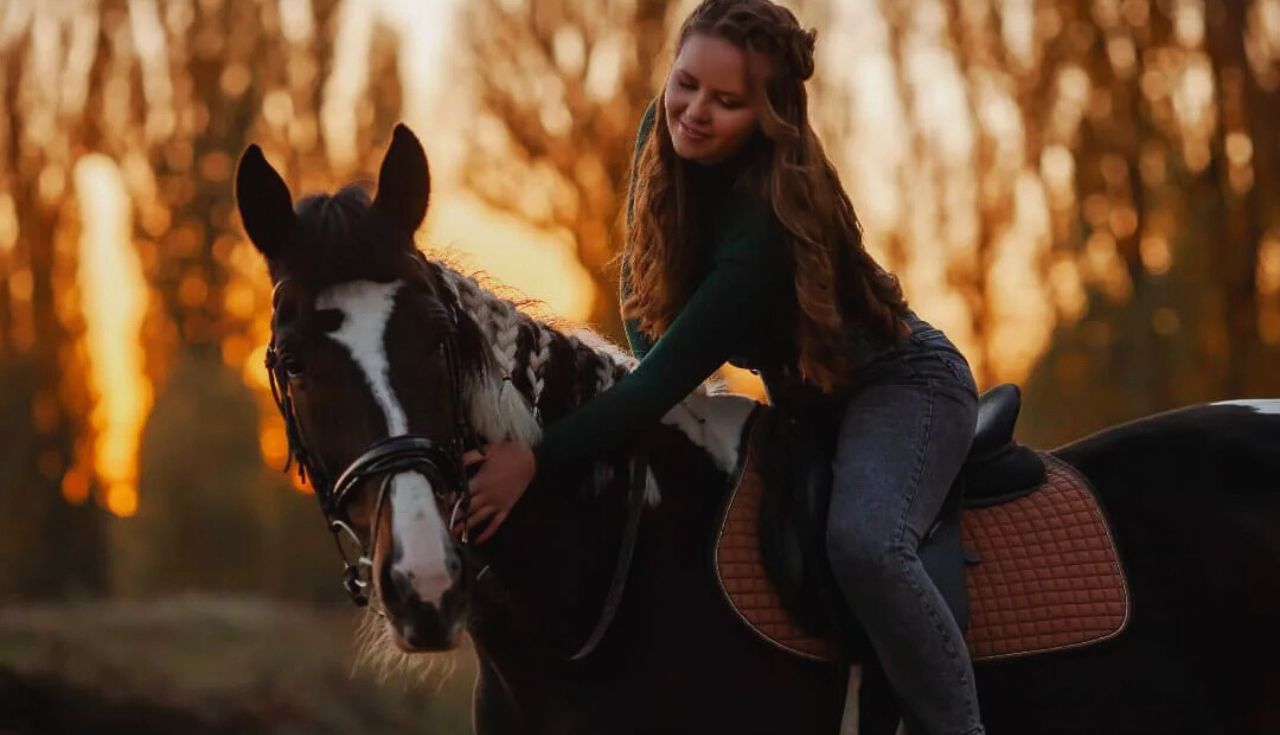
[{"left": 234, "top": 124, "right": 1280, "bottom": 735}]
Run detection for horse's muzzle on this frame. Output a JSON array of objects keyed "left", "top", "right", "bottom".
[{"left": 381, "top": 565, "right": 468, "bottom": 651}]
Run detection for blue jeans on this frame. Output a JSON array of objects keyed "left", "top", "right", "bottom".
[{"left": 826, "top": 318, "right": 984, "bottom": 735}]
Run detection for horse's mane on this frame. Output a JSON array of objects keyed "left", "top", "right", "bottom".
[{"left": 437, "top": 265, "right": 637, "bottom": 430}]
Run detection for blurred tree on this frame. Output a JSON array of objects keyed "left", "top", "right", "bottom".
[
  {"left": 994, "top": 0, "right": 1280, "bottom": 445},
  {"left": 89, "top": 0, "right": 356, "bottom": 598},
  {"left": 3, "top": 0, "right": 1278, "bottom": 602},
  {"left": 827, "top": 0, "right": 1280, "bottom": 446},
  {"left": 124, "top": 353, "right": 264, "bottom": 592},
  {"left": 0, "top": 0, "right": 389, "bottom": 600},
  {"left": 108, "top": 0, "right": 322, "bottom": 595},
  {"left": 0, "top": 3, "right": 109, "bottom": 598},
  {"left": 458, "top": 0, "right": 680, "bottom": 340}
]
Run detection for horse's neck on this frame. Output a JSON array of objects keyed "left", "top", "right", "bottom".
[{"left": 439, "top": 266, "right": 756, "bottom": 482}]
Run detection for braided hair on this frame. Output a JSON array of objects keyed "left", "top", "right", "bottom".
[{"left": 623, "top": 0, "right": 910, "bottom": 393}]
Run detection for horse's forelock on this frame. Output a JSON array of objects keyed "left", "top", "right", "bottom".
[{"left": 281, "top": 184, "right": 415, "bottom": 289}]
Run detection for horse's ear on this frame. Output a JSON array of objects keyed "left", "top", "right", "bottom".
[
  {"left": 235, "top": 144, "right": 295, "bottom": 259},
  {"left": 373, "top": 124, "right": 430, "bottom": 235}
]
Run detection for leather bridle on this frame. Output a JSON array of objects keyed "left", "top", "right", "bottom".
[
  {"left": 265, "top": 277, "right": 479, "bottom": 608},
  {"left": 263, "top": 275, "right": 648, "bottom": 660}
]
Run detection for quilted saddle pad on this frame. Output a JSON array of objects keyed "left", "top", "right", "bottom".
[{"left": 713, "top": 445, "right": 1131, "bottom": 663}]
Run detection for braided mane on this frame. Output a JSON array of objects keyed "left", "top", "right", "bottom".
[{"left": 430, "top": 261, "right": 636, "bottom": 444}]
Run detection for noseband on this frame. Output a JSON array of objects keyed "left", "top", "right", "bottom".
[{"left": 264, "top": 277, "right": 479, "bottom": 607}]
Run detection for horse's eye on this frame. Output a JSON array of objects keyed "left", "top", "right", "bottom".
[
  {"left": 281, "top": 353, "right": 305, "bottom": 378},
  {"left": 315, "top": 309, "right": 344, "bottom": 333}
]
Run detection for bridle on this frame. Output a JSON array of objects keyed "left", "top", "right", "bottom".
[
  {"left": 263, "top": 274, "right": 648, "bottom": 661},
  {"left": 264, "top": 276, "right": 480, "bottom": 608}
]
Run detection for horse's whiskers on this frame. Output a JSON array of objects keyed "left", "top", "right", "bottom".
[{"left": 351, "top": 602, "right": 462, "bottom": 688}]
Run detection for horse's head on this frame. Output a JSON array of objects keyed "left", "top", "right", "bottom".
[{"left": 236, "top": 125, "right": 484, "bottom": 652}]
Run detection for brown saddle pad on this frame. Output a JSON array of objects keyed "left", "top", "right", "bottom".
[{"left": 713, "top": 443, "right": 1130, "bottom": 662}]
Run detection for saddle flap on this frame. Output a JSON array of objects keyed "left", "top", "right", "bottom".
[
  {"left": 961, "top": 453, "right": 1130, "bottom": 660},
  {"left": 715, "top": 406, "right": 841, "bottom": 661}
]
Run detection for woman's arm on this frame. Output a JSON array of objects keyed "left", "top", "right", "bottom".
[
  {"left": 535, "top": 206, "right": 789, "bottom": 471},
  {"left": 460, "top": 100, "right": 785, "bottom": 541}
]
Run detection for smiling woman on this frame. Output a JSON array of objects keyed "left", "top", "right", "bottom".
[
  {"left": 462, "top": 1, "right": 988, "bottom": 733},
  {"left": 664, "top": 34, "right": 762, "bottom": 164}
]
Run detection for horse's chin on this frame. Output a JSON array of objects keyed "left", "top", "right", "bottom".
[{"left": 387, "top": 616, "right": 466, "bottom": 653}]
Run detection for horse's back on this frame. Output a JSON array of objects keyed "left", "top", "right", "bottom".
[
  {"left": 1053, "top": 399, "right": 1280, "bottom": 499},
  {"left": 1051, "top": 400, "right": 1280, "bottom": 598},
  {"left": 1016, "top": 399, "right": 1280, "bottom": 733}
]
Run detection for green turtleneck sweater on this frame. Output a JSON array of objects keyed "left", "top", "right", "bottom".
[{"left": 533, "top": 101, "right": 793, "bottom": 470}]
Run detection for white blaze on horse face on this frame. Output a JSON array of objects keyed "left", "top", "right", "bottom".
[
  {"left": 317, "top": 279, "right": 457, "bottom": 607},
  {"left": 389, "top": 471, "right": 455, "bottom": 606},
  {"left": 316, "top": 280, "right": 408, "bottom": 434}
]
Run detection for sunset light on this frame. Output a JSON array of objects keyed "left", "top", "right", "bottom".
[
  {"left": 2, "top": 0, "right": 1275, "bottom": 523},
  {"left": 74, "top": 155, "right": 148, "bottom": 518},
  {"left": 3, "top": 0, "right": 1280, "bottom": 730}
]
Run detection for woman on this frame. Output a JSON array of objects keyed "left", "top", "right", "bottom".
[{"left": 457, "top": 1, "right": 983, "bottom": 733}]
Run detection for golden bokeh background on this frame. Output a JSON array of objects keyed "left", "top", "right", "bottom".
[{"left": 1, "top": 0, "right": 1277, "bottom": 730}]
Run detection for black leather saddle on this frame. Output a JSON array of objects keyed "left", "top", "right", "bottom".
[{"left": 755, "top": 383, "right": 1045, "bottom": 660}]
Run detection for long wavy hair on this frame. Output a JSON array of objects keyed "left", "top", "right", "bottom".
[{"left": 622, "top": 0, "right": 910, "bottom": 393}]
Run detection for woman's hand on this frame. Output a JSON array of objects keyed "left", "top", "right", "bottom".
[{"left": 455, "top": 441, "right": 537, "bottom": 544}]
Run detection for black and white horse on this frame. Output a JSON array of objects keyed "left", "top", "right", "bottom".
[{"left": 235, "top": 124, "right": 1280, "bottom": 735}]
